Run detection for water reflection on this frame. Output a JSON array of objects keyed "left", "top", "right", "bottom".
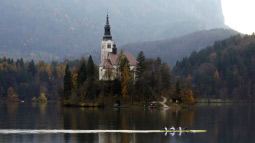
[
  {"left": 0, "top": 103, "right": 255, "bottom": 143},
  {"left": 61, "top": 107, "right": 196, "bottom": 143}
]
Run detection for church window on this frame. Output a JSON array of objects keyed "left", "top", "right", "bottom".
[{"left": 107, "top": 43, "right": 111, "bottom": 49}]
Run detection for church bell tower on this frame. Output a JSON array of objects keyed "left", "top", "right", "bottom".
[{"left": 101, "top": 14, "right": 116, "bottom": 63}]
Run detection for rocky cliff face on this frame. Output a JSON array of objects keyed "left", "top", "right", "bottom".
[{"left": 0, "top": 0, "right": 226, "bottom": 61}]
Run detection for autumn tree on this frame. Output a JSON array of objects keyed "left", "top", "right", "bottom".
[
  {"left": 38, "top": 93, "right": 48, "bottom": 103},
  {"left": 117, "top": 50, "right": 129, "bottom": 74},
  {"left": 7, "top": 87, "right": 19, "bottom": 102},
  {"left": 180, "top": 89, "right": 195, "bottom": 104},
  {"left": 120, "top": 64, "right": 131, "bottom": 98}
]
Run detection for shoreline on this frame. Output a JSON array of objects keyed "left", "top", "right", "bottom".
[{"left": 195, "top": 98, "right": 255, "bottom": 103}]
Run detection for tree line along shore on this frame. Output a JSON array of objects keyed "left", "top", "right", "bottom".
[{"left": 0, "top": 51, "right": 194, "bottom": 107}]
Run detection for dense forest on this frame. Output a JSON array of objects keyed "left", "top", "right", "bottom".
[
  {"left": 63, "top": 52, "right": 194, "bottom": 106},
  {"left": 173, "top": 34, "right": 255, "bottom": 100},
  {"left": 0, "top": 57, "right": 66, "bottom": 102}
]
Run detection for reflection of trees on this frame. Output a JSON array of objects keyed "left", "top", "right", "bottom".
[
  {"left": 7, "top": 103, "right": 19, "bottom": 115},
  {"left": 157, "top": 108, "right": 196, "bottom": 129},
  {"left": 175, "top": 109, "right": 196, "bottom": 127},
  {"left": 39, "top": 103, "right": 47, "bottom": 114},
  {"left": 63, "top": 108, "right": 98, "bottom": 143},
  {"left": 61, "top": 107, "right": 196, "bottom": 143},
  {"left": 120, "top": 111, "right": 129, "bottom": 143}
]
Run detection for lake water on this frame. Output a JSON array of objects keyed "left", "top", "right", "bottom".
[{"left": 0, "top": 103, "right": 254, "bottom": 143}]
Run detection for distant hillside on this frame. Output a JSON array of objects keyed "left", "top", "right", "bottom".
[
  {"left": 121, "top": 29, "right": 238, "bottom": 66},
  {"left": 0, "top": 0, "right": 226, "bottom": 61},
  {"left": 173, "top": 34, "right": 255, "bottom": 100}
]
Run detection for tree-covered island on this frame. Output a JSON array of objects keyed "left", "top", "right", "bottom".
[
  {"left": 62, "top": 52, "right": 194, "bottom": 108},
  {"left": 0, "top": 52, "right": 194, "bottom": 108}
]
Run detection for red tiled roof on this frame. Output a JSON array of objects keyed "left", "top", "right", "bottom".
[
  {"left": 99, "top": 59, "right": 114, "bottom": 69},
  {"left": 109, "top": 52, "right": 137, "bottom": 66}
]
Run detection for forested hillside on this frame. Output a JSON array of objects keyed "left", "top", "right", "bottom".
[
  {"left": 121, "top": 29, "right": 238, "bottom": 66},
  {"left": 173, "top": 34, "right": 255, "bottom": 100}
]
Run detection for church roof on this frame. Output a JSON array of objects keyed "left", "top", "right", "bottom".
[
  {"left": 99, "top": 59, "right": 114, "bottom": 69},
  {"left": 109, "top": 52, "right": 137, "bottom": 66}
]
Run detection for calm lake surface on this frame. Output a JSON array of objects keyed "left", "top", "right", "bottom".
[{"left": 0, "top": 103, "right": 254, "bottom": 143}]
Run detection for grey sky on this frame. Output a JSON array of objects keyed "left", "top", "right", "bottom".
[{"left": 221, "top": 0, "right": 255, "bottom": 34}]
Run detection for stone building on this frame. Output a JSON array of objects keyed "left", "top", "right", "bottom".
[{"left": 99, "top": 15, "right": 137, "bottom": 80}]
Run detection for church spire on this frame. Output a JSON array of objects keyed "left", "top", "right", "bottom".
[
  {"left": 103, "top": 14, "right": 112, "bottom": 40},
  {"left": 106, "top": 14, "right": 109, "bottom": 25}
]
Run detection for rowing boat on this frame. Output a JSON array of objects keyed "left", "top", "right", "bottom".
[
  {"left": 160, "top": 130, "right": 207, "bottom": 133},
  {"left": 0, "top": 129, "right": 207, "bottom": 134}
]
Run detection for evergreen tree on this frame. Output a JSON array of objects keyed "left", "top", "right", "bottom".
[
  {"left": 52, "top": 67, "right": 58, "bottom": 79},
  {"left": 87, "top": 55, "right": 95, "bottom": 78},
  {"left": 77, "top": 59, "right": 87, "bottom": 86},
  {"left": 136, "top": 51, "right": 146, "bottom": 79},
  {"left": 175, "top": 80, "right": 181, "bottom": 98},
  {"left": 64, "top": 64, "right": 72, "bottom": 99},
  {"left": 20, "top": 58, "right": 24, "bottom": 68},
  {"left": 28, "top": 60, "right": 37, "bottom": 76}
]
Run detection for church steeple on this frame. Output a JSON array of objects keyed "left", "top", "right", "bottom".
[
  {"left": 103, "top": 14, "right": 112, "bottom": 40},
  {"left": 106, "top": 14, "right": 109, "bottom": 25}
]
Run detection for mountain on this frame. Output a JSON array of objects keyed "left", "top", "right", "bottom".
[
  {"left": 173, "top": 34, "right": 255, "bottom": 100},
  {"left": 121, "top": 29, "right": 238, "bottom": 66},
  {"left": 0, "top": 0, "right": 226, "bottom": 61}
]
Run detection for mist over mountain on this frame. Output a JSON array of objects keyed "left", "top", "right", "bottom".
[
  {"left": 0, "top": 0, "right": 226, "bottom": 61},
  {"left": 121, "top": 29, "right": 238, "bottom": 66}
]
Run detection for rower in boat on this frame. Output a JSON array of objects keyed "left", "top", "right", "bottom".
[
  {"left": 170, "top": 132, "right": 175, "bottom": 136},
  {"left": 178, "top": 127, "right": 182, "bottom": 131},
  {"left": 164, "top": 127, "right": 168, "bottom": 131},
  {"left": 170, "top": 126, "right": 175, "bottom": 130}
]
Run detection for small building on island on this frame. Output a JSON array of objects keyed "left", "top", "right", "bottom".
[{"left": 99, "top": 15, "right": 137, "bottom": 80}]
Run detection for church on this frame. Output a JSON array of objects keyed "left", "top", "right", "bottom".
[{"left": 99, "top": 15, "right": 137, "bottom": 80}]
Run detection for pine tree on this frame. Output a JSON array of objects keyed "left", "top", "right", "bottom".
[
  {"left": 64, "top": 64, "right": 72, "bottom": 99},
  {"left": 52, "top": 67, "right": 58, "bottom": 79},
  {"left": 136, "top": 51, "right": 146, "bottom": 79},
  {"left": 87, "top": 55, "right": 95, "bottom": 78},
  {"left": 77, "top": 59, "right": 87, "bottom": 86},
  {"left": 175, "top": 80, "right": 181, "bottom": 98},
  {"left": 28, "top": 60, "right": 37, "bottom": 76}
]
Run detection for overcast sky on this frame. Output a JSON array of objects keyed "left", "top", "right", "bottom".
[{"left": 221, "top": 0, "right": 255, "bottom": 34}]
